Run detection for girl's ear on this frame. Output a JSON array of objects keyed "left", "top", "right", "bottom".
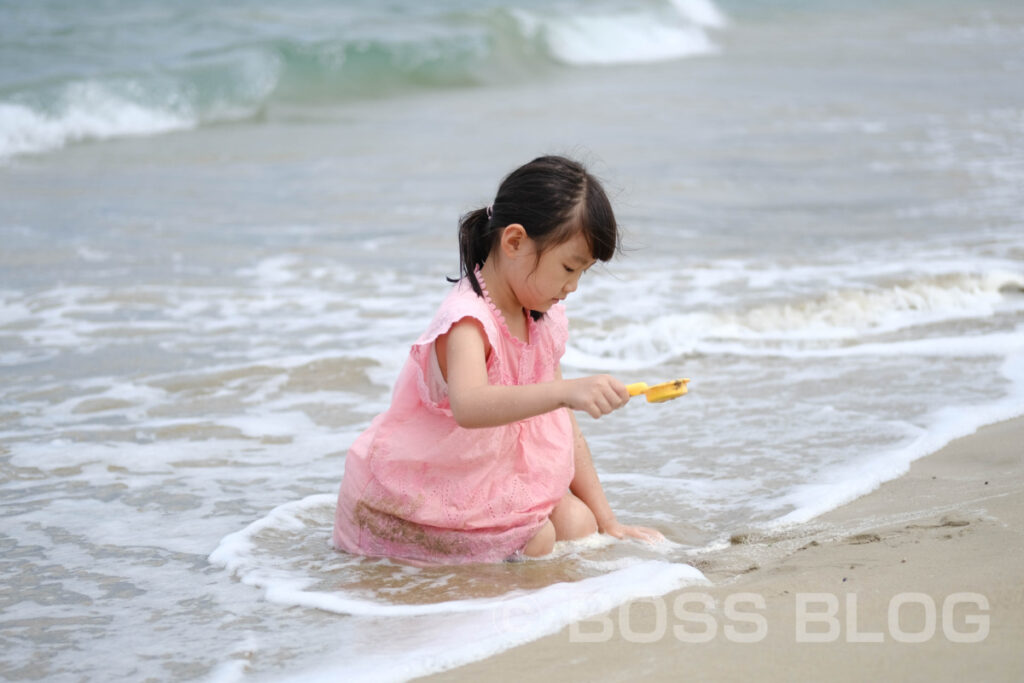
[{"left": 499, "top": 224, "right": 529, "bottom": 258}]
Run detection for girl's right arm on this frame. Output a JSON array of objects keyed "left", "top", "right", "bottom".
[{"left": 442, "top": 318, "right": 628, "bottom": 428}]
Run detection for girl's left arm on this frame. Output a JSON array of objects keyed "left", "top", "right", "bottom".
[{"left": 560, "top": 368, "right": 665, "bottom": 544}]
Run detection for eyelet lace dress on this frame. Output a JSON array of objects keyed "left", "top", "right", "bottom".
[{"left": 332, "top": 274, "right": 574, "bottom": 564}]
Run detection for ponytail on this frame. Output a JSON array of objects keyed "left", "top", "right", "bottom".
[{"left": 450, "top": 207, "right": 496, "bottom": 296}]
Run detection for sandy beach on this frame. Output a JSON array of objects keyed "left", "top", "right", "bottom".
[{"left": 427, "top": 417, "right": 1024, "bottom": 682}]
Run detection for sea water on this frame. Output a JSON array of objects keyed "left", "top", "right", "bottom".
[{"left": 2, "top": 0, "right": 1023, "bottom": 680}]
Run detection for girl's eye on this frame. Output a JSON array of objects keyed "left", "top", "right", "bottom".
[{"left": 563, "top": 265, "right": 575, "bottom": 274}]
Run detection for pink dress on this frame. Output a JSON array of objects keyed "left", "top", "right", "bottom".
[{"left": 332, "top": 275, "right": 574, "bottom": 564}]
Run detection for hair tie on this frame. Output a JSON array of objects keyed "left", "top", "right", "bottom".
[{"left": 485, "top": 204, "right": 493, "bottom": 220}]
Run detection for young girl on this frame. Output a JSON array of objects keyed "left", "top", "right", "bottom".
[{"left": 333, "top": 155, "right": 663, "bottom": 564}]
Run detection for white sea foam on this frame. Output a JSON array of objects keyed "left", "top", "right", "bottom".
[
  {"left": 706, "top": 329, "right": 1024, "bottom": 360},
  {"left": 212, "top": 495, "right": 637, "bottom": 618},
  {"left": 0, "top": 292, "right": 33, "bottom": 326},
  {"left": 511, "top": 1, "right": 722, "bottom": 67},
  {"left": 772, "top": 383, "right": 1024, "bottom": 526},
  {"left": 0, "top": 83, "right": 196, "bottom": 160},
  {"left": 669, "top": 0, "right": 729, "bottom": 28},
  {"left": 295, "top": 560, "right": 706, "bottom": 682},
  {"left": 750, "top": 345, "right": 1024, "bottom": 530},
  {"left": 237, "top": 255, "right": 303, "bottom": 286},
  {"left": 539, "top": 15, "right": 716, "bottom": 66},
  {"left": 0, "top": 44, "right": 279, "bottom": 161},
  {"left": 210, "top": 493, "right": 707, "bottom": 680},
  {"left": 566, "top": 269, "right": 1024, "bottom": 369},
  {"left": 733, "top": 271, "right": 1023, "bottom": 337}
]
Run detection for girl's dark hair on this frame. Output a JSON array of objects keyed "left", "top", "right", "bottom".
[{"left": 452, "top": 155, "right": 618, "bottom": 301}]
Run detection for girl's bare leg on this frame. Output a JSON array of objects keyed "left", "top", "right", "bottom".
[
  {"left": 550, "top": 490, "right": 598, "bottom": 541},
  {"left": 522, "top": 491, "right": 598, "bottom": 558},
  {"left": 522, "top": 519, "right": 555, "bottom": 557}
]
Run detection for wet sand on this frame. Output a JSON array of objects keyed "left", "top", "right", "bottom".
[{"left": 425, "top": 416, "right": 1024, "bottom": 682}]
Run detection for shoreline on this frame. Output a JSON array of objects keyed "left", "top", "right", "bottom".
[{"left": 424, "top": 416, "right": 1024, "bottom": 682}]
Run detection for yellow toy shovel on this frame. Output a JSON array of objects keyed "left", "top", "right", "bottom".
[{"left": 626, "top": 378, "right": 690, "bottom": 403}]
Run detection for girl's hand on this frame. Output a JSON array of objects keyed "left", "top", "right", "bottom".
[
  {"left": 601, "top": 520, "right": 665, "bottom": 545},
  {"left": 563, "top": 375, "right": 630, "bottom": 419}
]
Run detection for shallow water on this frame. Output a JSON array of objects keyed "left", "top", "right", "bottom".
[{"left": 2, "top": 0, "right": 1023, "bottom": 680}]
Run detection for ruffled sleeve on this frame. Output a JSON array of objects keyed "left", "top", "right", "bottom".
[
  {"left": 414, "top": 279, "right": 500, "bottom": 351},
  {"left": 404, "top": 279, "right": 499, "bottom": 415}
]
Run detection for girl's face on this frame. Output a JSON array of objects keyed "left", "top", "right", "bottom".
[{"left": 510, "top": 230, "right": 596, "bottom": 313}]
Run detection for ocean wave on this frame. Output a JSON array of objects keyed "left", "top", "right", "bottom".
[
  {"left": 0, "top": 0, "right": 725, "bottom": 160},
  {"left": 718, "top": 270, "right": 1024, "bottom": 339},
  {"left": 0, "top": 48, "right": 278, "bottom": 160},
  {"left": 566, "top": 270, "right": 1024, "bottom": 368},
  {"left": 0, "top": 84, "right": 196, "bottom": 160},
  {"left": 509, "top": 3, "right": 720, "bottom": 66}
]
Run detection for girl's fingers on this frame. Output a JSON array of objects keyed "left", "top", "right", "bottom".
[
  {"left": 621, "top": 525, "right": 665, "bottom": 543},
  {"left": 571, "top": 375, "right": 629, "bottom": 418}
]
